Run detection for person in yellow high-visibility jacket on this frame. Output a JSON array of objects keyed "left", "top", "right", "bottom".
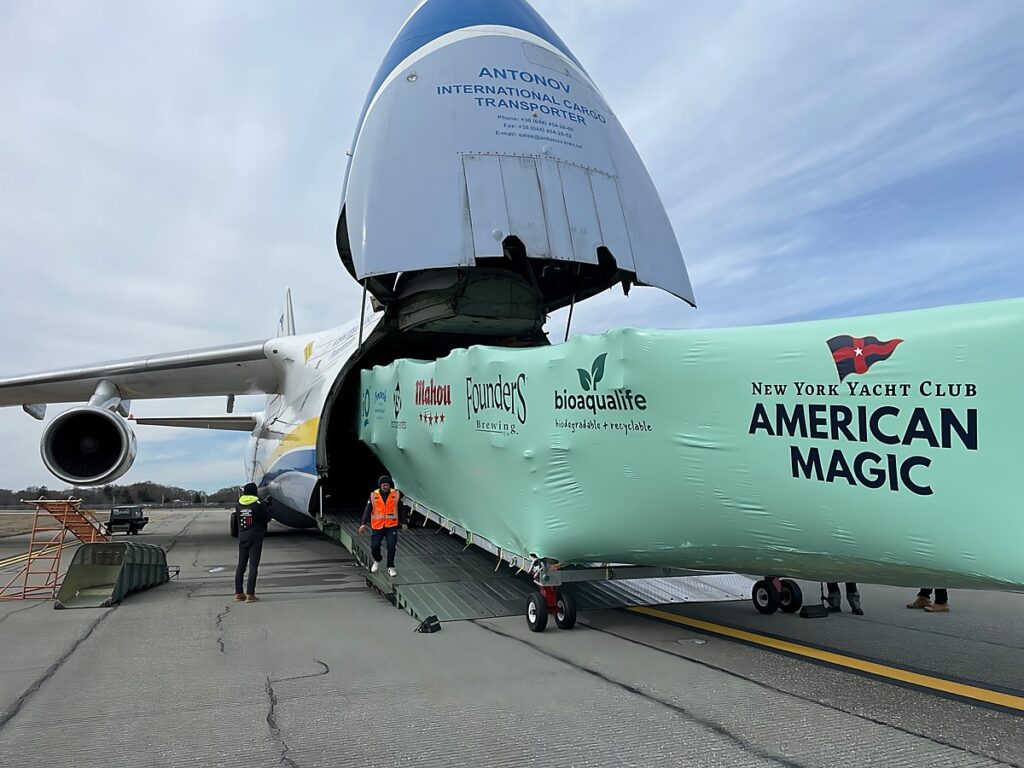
[{"left": 358, "top": 475, "right": 409, "bottom": 577}]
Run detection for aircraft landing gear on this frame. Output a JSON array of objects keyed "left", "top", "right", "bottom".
[
  {"left": 527, "top": 590, "right": 549, "bottom": 632},
  {"left": 526, "top": 565, "right": 577, "bottom": 632},
  {"left": 555, "top": 589, "right": 577, "bottom": 630},
  {"left": 779, "top": 579, "right": 803, "bottom": 613},
  {"left": 752, "top": 577, "right": 803, "bottom": 614}
]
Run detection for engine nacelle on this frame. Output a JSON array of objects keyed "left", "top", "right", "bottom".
[{"left": 40, "top": 406, "right": 137, "bottom": 486}]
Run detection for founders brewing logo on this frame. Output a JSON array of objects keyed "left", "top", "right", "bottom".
[
  {"left": 827, "top": 335, "right": 902, "bottom": 381},
  {"left": 390, "top": 381, "right": 407, "bottom": 430},
  {"left": 415, "top": 377, "right": 451, "bottom": 426},
  {"left": 749, "top": 335, "right": 977, "bottom": 496},
  {"left": 465, "top": 372, "right": 527, "bottom": 435},
  {"left": 554, "top": 353, "right": 652, "bottom": 435}
]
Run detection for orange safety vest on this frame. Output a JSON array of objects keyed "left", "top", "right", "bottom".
[{"left": 370, "top": 488, "right": 401, "bottom": 530}]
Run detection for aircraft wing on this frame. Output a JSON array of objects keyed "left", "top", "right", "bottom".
[
  {"left": 129, "top": 415, "right": 259, "bottom": 432},
  {"left": 0, "top": 340, "right": 280, "bottom": 409}
]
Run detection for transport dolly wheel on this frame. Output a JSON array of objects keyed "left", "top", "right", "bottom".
[
  {"left": 779, "top": 579, "right": 803, "bottom": 613},
  {"left": 527, "top": 592, "right": 549, "bottom": 632},
  {"left": 555, "top": 590, "right": 577, "bottom": 630},
  {"left": 752, "top": 578, "right": 782, "bottom": 615}
]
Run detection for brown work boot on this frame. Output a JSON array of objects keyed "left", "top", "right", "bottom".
[
  {"left": 245, "top": 594, "right": 259, "bottom": 603},
  {"left": 906, "top": 596, "right": 931, "bottom": 609},
  {"left": 923, "top": 603, "right": 949, "bottom": 613},
  {"left": 234, "top": 593, "right": 245, "bottom": 602}
]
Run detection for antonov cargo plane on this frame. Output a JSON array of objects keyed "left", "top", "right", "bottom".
[
  {"left": 3, "top": 0, "right": 1022, "bottom": 611},
  {"left": 0, "top": 0, "right": 694, "bottom": 528}
]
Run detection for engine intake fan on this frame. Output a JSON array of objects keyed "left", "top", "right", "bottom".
[{"left": 40, "top": 406, "right": 137, "bottom": 486}]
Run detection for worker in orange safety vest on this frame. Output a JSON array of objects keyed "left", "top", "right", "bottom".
[{"left": 358, "top": 474, "right": 409, "bottom": 577}]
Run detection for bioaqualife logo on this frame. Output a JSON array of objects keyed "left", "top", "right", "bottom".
[
  {"left": 416, "top": 378, "right": 451, "bottom": 426},
  {"left": 576, "top": 353, "right": 607, "bottom": 391},
  {"left": 554, "top": 353, "right": 652, "bottom": 434}
]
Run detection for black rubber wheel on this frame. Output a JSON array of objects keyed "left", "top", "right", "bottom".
[
  {"left": 779, "top": 579, "right": 803, "bottom": 613},
  {"left": 752, "top": 579, "right": 781, "bottom": 615},
  {"left": 527, "top": 592, "right": 548, "bottom": 632},
  {"left": 555, "top": 590, "right": 577, "bottom": 630}
]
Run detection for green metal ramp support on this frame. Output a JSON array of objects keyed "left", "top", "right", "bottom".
[
  {"left": 55, "top": 542, "right": 170, "bottom": 609},
  {"left": 318, "top": 505, "right": 753, "bottom": 625},
  {"left": 319, "top": 509, "right": 533, "bottom": 620}
]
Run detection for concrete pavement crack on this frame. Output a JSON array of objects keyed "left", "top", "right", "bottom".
[
  {"left": 164, "top": 513, "right": 199, "bottom": 554},
  {"left": 215, "top": 605, "right": 230, "bottom": 653},
  {"left": 0, "top": 610, "right": 112, "bottom": 731},
  {"left": 265, "top": 676, "right": 299, "bottom": 768},
  {"left": 0, "top": 602, "right": 43, "bottom": 627},
  {"left": 471, "top": 620, "right": 807, "bottom": 768},
  {"left": 271, "top": 659, "right": 330, "bottom": 684}
]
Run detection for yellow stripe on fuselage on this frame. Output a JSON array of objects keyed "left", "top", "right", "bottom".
[{"left": 264, "top": 417, "right": 320, "bottom": 468}]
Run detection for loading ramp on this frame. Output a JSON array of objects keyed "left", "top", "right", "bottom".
[
  {"left": 55, "top": 542, "right": 170, "bottom": 609},
  {"left": 319, "top": 503, "right": 753, "bottom": 624}
]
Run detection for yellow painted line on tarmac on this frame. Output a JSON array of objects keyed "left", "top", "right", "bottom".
[
  {"left": 0, "top": 542, "right": 77, "bottom": 570},
  {"left": 628, "top": 605, "right": 1024, "bottom": 713}
]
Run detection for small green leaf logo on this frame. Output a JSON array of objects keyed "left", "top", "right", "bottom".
[
  {"left": 577, "top": 368, "right": 592, "bottom": 391},
  {"left": 591, "top": 353, "right": 607, "bottom": 389}
]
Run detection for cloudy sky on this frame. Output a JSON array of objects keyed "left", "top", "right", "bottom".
[{"left": 1, "top": 1, "right": 1021, "bottom": 492}]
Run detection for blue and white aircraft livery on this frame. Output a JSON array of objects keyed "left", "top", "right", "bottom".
[{"left": 0, "top": 0, "right": 693, "bottom": 528}]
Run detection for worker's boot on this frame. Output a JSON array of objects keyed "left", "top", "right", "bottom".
[
  {"left": 906, "top": 595, "right": 931, "bottom": 609},
  {"left": 923, "top": 602, "right": 949, "bottom": 613},
  {"left": 234, "top": 593, "right": 245, "bottom": 602},
  {"left": 826, "top": 590, "right": 842, "bottom": 613},
  {"left": 847, "top": 592, "right": 864, "bottom": 616},
  {"left": 245, "top": 594, "right": 259, "bottom": 603}
]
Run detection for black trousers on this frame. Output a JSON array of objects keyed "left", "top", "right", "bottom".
[
  {"left": 370, "top": 528, "right": 398, "bottom": 568},
  {"left": 235, "top": 537, "right": 264, "bottom": 594},
  {"left": 918, "top": 588, "right": 948, "bottom": 604},
  {"left": 827, "top": 582, "right": 859, "bottom": 595}
]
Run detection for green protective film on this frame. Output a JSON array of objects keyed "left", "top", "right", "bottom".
[{"left": 360, "top": 298, "right": 1023, "bottom": 589}]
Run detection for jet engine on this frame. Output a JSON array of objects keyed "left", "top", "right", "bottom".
[{"left": 40, "top": 406, "right": 137, "bottom": 486}]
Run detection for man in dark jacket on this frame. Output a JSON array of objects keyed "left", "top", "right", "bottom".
[
  {"left": 234, "top": 482, "right": 271, "bottom": 602},
  {"left": 358, "top": 474, "right": 409, "bottom": 577}
]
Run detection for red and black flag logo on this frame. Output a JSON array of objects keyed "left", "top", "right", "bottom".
[{"left": 827, "top": 335, "right": 903, "bottom": 381}]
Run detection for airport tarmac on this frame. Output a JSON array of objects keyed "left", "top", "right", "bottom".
[{"left": 0, "top": 509, "right": 1021, "bottom": 767}]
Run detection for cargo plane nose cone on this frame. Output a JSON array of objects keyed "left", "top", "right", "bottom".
[{"left": 337, "top": 0, "right": 695, "bottom": 308}]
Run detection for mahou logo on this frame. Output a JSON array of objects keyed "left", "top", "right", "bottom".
[
  {"left": 415, "top": 378, "right": 451, "bottom": 406},
  {"left": 416, "top": 377, "right": 450, "bottom": 427},
  {"left": 827, "top": 335, "right": 903, "bottom": 381}
]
